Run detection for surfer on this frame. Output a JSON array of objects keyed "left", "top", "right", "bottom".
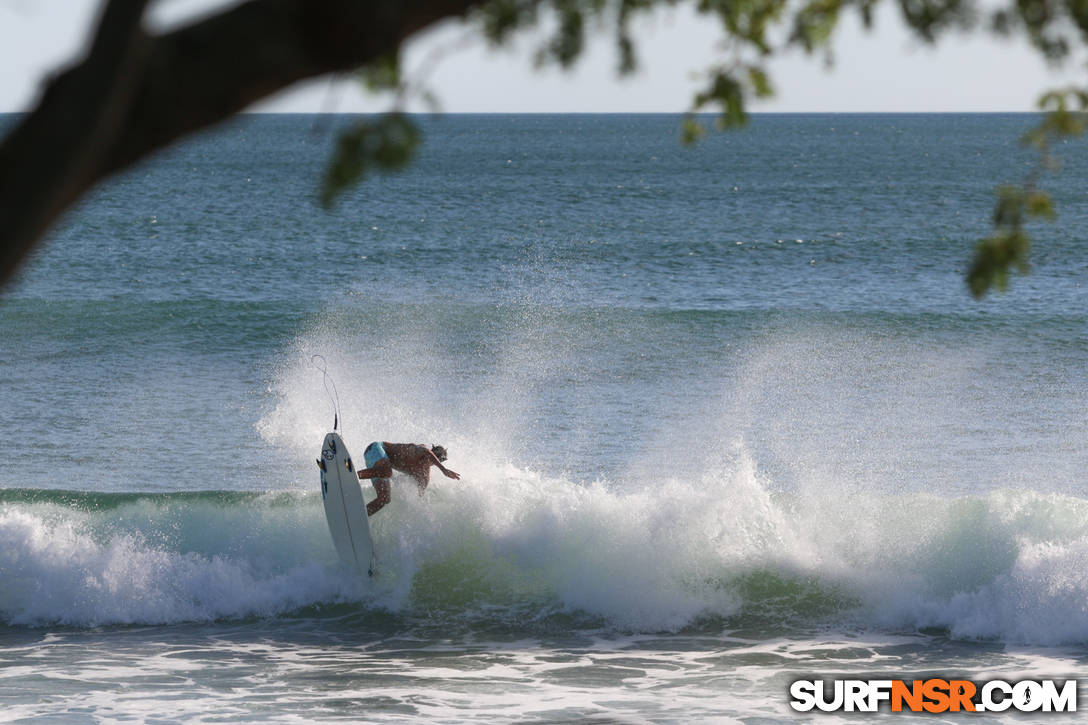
[{"left": 356, "top": 442, "right": 461, "bottom": 516}]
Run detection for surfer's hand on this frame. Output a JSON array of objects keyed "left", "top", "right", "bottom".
[{"left": 443, "top": 468, "right": 461, "bottom": 480}]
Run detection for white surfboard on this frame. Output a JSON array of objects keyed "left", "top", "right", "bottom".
[{"left": 317, "top": 432, "right": 374, "bottom": 577}]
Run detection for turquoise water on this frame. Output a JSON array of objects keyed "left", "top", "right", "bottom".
[{"left": 2, "top": 114, "right": 1087, "bottom": 722}]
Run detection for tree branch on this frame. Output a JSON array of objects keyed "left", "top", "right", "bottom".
[
  {"left": 0, "top": 0, "right": 484, "bottom": 288},
  {"left": 0, "top": 0, "right": 151, "bottom": 287}
]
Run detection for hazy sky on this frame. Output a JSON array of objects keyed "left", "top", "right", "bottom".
[{"left": 0, "top": 0, "right": 1082, "bottom": 114}]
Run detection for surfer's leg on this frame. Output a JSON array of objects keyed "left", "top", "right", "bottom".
[
  {"left": 357, "top": 461, "right": 392, "bottom": 480},
  {"left": 367, "top": 478, "right": 391, "bottom": 516},
  {"left": 360, "top": 441, "right": 393, "bottom": 481}
]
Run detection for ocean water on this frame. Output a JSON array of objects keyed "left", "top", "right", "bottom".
[{"left": 1, "top": 113, "right": 1087, "bottom": 722}]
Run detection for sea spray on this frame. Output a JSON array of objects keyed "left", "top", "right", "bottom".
[
  {"left": 0, "top": 492, "right": 350, "bottom": 626},
  {"left": 8, "top": 302, "right": 1079, "bottom": 634},
  {"left": 7, "top": 465, "right": 1088, "bottom": 643},
  {"left": 240, "top": 312, "right": 1088, "bottom": 642}
]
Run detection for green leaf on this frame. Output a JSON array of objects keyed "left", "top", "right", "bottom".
[
  {"left": 748, "top": 65, "right": 774, "bottom": 97},
  {"left": 681, "top": 116, "right": 707, "bottom": 145},
  {"left": 1024, "top": 190, "right": 1055, "bottom": 219},
  {"left": 539, "top": 1, "right": 586, "bottom": 68},
  {"left": 991, "top": 185, "right": 1024, "bottom": 229},
  {"left": 967, "top": 230, "right": 1031, "bottom": 298},
  {"left": 616, "top": 31, "right": 637, "bottom": 74},
  {"left": 357, "top": 55, "right": 401, "bottom": 94},
  {"left": 968, "top": 183, "right": 1039, "bottom": 297},
  {"left": 478, "top": 0, "right": 531, "bottom": 44},
  {"left": 791, "top": 0, "right": 842, "bottom": 52},
  {"left": 694, "top": 69, "right": 748, "bottom": 128},
  {"left": 320, "top": 114, "right": 421, "bottom": 208}
]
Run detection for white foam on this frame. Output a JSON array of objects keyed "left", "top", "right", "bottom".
[
  {"left": 0, "top": 501, "right": 358, "bottom": 627},
  {"left": 12, "top": 312, "right": 1088, "bottom": 641}
]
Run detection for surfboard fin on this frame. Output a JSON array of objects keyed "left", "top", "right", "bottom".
[{"left": 316, "top": 459, "right": 326, "bottom": 471}]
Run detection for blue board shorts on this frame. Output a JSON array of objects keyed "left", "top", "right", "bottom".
[{"left": 364, "top": 441, "right": 390, "bottom": 478}]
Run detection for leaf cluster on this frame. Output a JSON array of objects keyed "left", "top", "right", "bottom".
[
  {"left": 967, "top": 89, "right": 1087, "bottom": 298},
  {"left": 967, "top": 187, "right": 1044, "bottom": 297},
  {"left": 318, "top": 0, "right": 1088, "bottom": 301},
  {"left": 320, "top": 113, "right": 421, "bottom": 208}
]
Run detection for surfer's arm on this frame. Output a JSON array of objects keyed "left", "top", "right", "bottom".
[{"left": 423, "top": 449, "right": 461, "bottom": 480}]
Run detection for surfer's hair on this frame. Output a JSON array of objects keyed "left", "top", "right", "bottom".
[{"left": 431, "top": 445, "right": 448, "bottom": 462}]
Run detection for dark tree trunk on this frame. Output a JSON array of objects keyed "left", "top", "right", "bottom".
[{"left": 0, "top": 0, "right": 481, "bottom": 287}]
